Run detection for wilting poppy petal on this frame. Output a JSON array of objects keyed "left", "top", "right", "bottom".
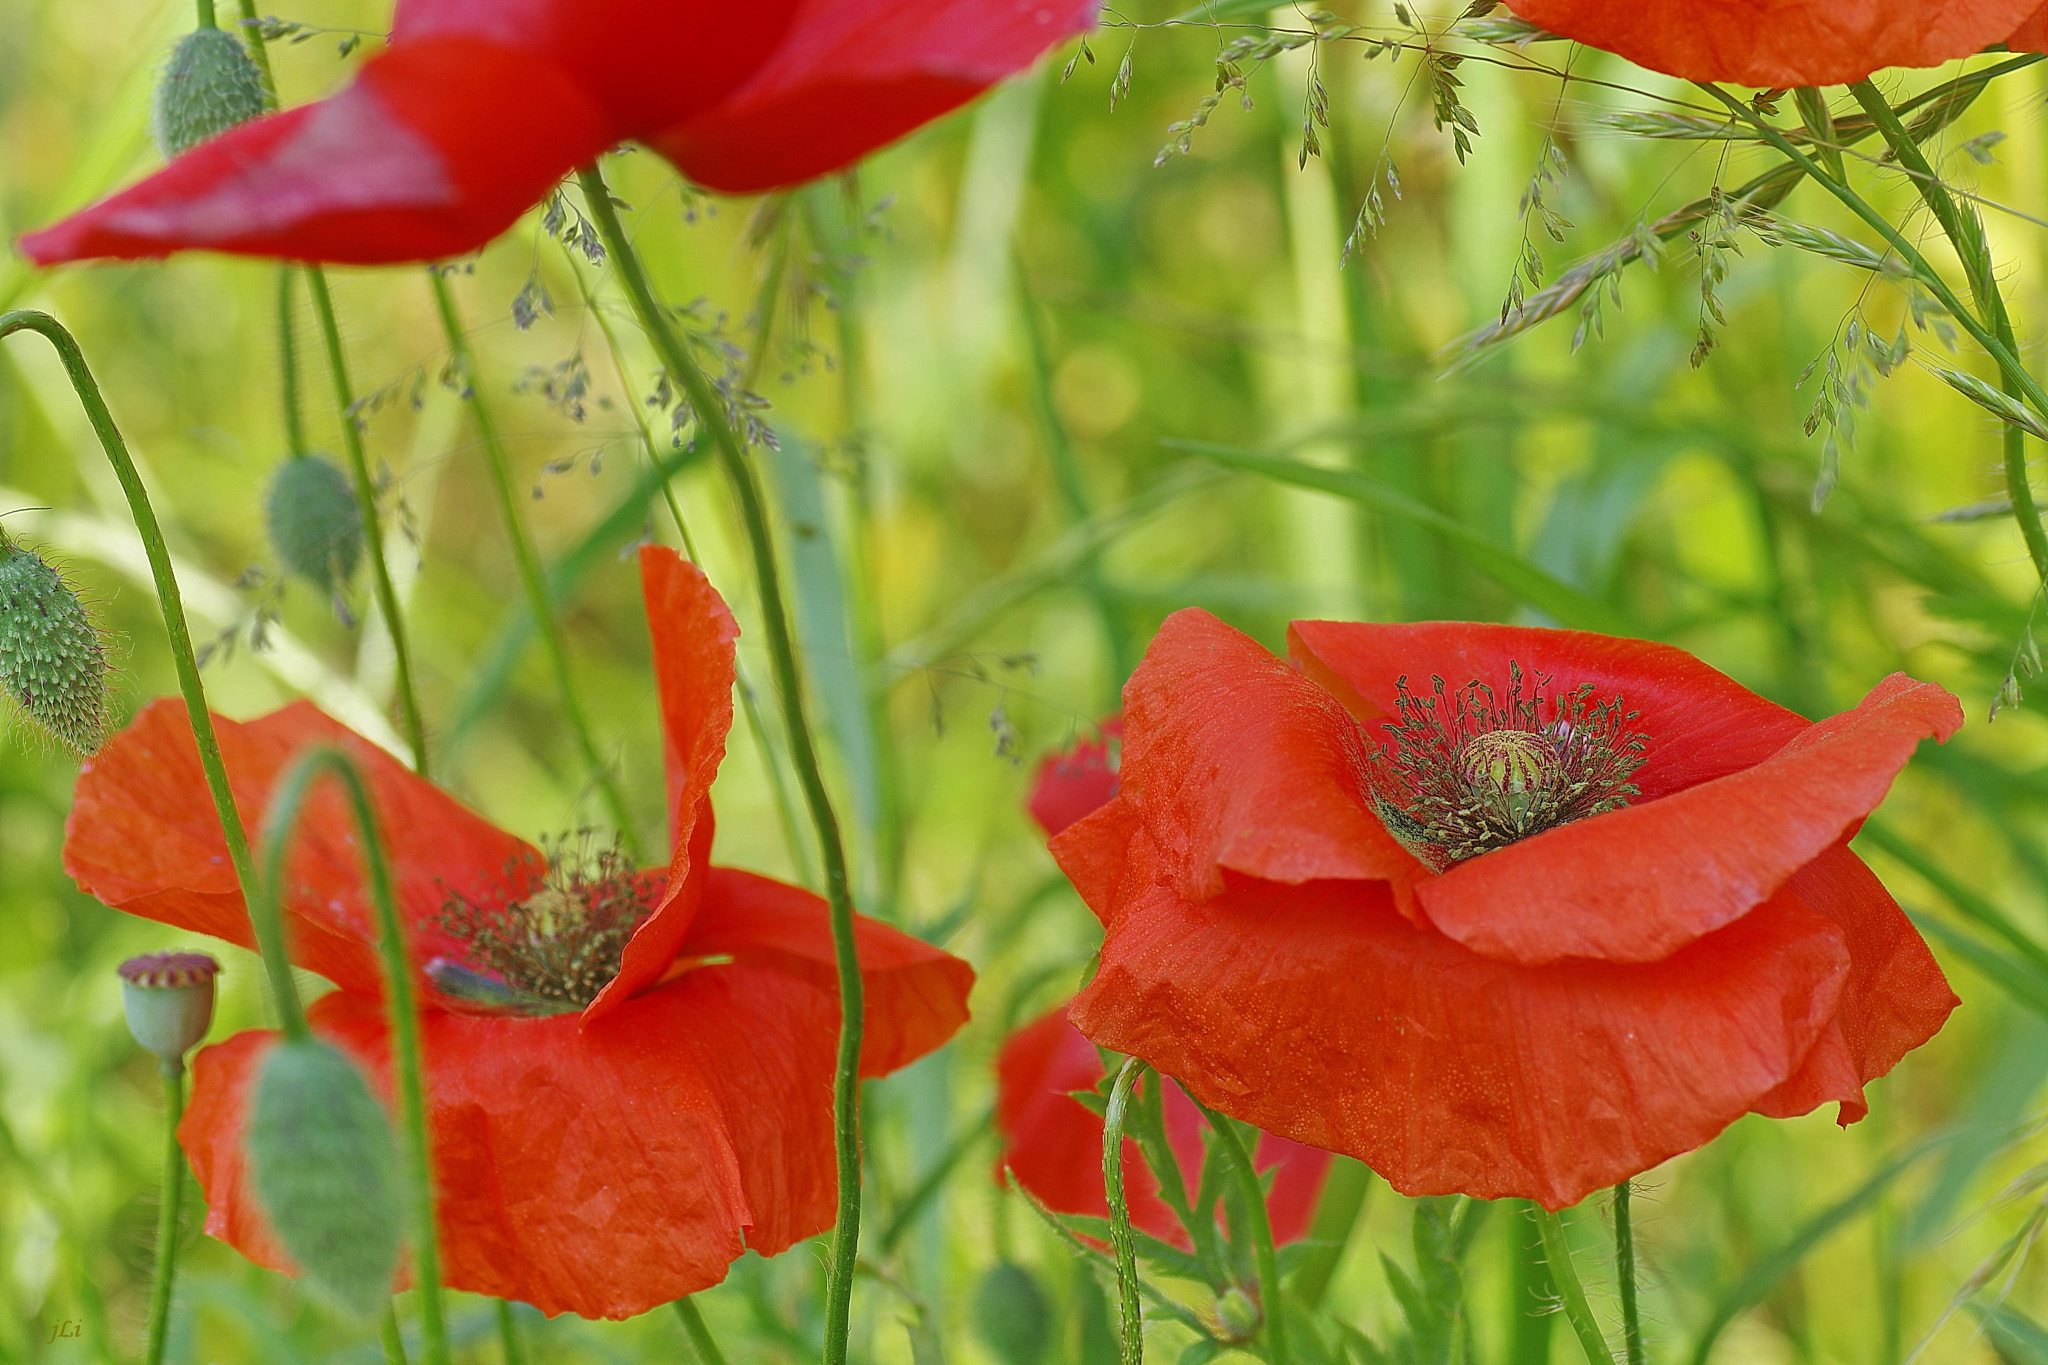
[
  {"left": 65, "top": 698, "right": 533, "bottom": 997},
  {"left": 1027, "top": 718, "right": 1122, "bottom": 838},
  {"left": 649, "top": 0, "right": 1101, "bottom": 193},
  {"left": 20, "top": 40, "right": 614, "bottom": 266},
  {"left": 1502, "top": 0, "right": 2042, "bottom": 86},
  {"left": 680, "top": 866, "right": 976, "bottom": 1077},
  {"left": 1068, "top": 855, "right": 1852, "bottom": 1211}
]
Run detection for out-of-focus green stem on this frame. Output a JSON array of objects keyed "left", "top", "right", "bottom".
[
  {"left": 1536, "top": 1207, "right": 1616, "bottom": 1365},
  {"left": 261, "top": 748, "right": 448, "bottom": 1365},
  {"left": 575, "top": 162, "right": 866, "bottom": 1365},
  {"left": 1195, "top": 1098, "right": 1289, "bottom": 1365},
  {"left": 194, "top": 0, "right": 216, "bottom": 28},
  {"left": 673, "top": 1297, "right": 731, "bottom": 1365},
  {"left": 1104, "top": 1057, "right": 1146, "bottom": 1365},
  {"left": 278, "top": 268, "right": 307, "bottom": 456},
  {"left": 426, "top": 270, "right": 637, "bottom": 851},
  {"left": 495, "top": 1300, "right": 526, "bottom": 1365},
  {"left": 1615, "top": 1181, "right": 1644, "bottom": 1365},
  {"left": 142, "top": 1067, "right": 185, "bottom": 1365},
  {"left": 380, "top": 1306, "right": 410, "bottom": 1365},
  {"left": 304, "top": 266, "right": 431, "bottom": 774}
]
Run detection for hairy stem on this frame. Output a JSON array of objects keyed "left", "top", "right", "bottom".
[
  {"left": 1536, "top": 1207, "right": 1616, "bottom": 1365},
  {"left": 142, "top": 1066, "right": 185, "bottom": 1365},
  {"left": 1104, "top": 1057, "right": 1146, "bottom": 1365},
  {"left": 574, "top": 162, "right": 866, "bottom": 1365},
  {"left": 673, "top": 1297, "right": 732, "bottom": 1365},
  {"left": 304, "top": 266, "right": 431, "bottom": 774},
  {"left": 1615, "top": 1181, "right": 1644, "bottom": 1365},
  {"left": 278, "top": 267, "right": 307, "bottom": 456},
  {"left": 426, "top": 270, "right": 637, "bottom": 851}
]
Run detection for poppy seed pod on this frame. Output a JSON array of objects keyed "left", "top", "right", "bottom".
[
  {"left": 118, "top": 951, "right": 221, "bottom": 1074},
  {"left": 0, "top": 531, "right": 110, "bottom": 754},
  {"left": 265, "top": 453, "right": 364, "bottom": 593},
  {"left": 152, "top": 27, "right": 268, "bottom": 158}
]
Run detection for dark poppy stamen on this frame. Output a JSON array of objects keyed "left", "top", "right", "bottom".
[
  {"left": 1367, "top": 662, "right": 1648, "bottom": 872},
  {"left": 431, "top": 830, "right": 656, "bottom": 1015}
]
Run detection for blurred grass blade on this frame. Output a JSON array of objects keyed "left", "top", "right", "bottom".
[
  {"left": 1981, "top": 1304, "right": 2048, "bottom": 1364},
  {"left": 1908, "top": 911, "right": 2048, "bottom": 1020},
  {"left": 1173, "top": 439, "right": 1631, "bottom": 633},
  {"left": 1860, "top": 820, "right": 2048, "bottom": 977}
]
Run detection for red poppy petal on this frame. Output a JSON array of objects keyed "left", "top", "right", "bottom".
[
  {"left": 1112, "top": 609, "right": 1421, "bottom": 906},
  {"left": 1027, "top": 718, "right": 1123, "bottom": 838},
  {"left": 1287, "top": 620, "right": 1809, "bottom": 804},
  {"left": 1416, "top": 673, "right": 1962, "bottom": 965},
  {"left": 1070, "top": 849, "right": 1852, "bottom": 1210},
  {"left": 1048, "top": 799, "right": 1142, "bottom": 928},
  {"left": 587, "top": 549, "right": 740, "bottom": 1019},
  {"left": 646, "top": 0, "right": 1099, "bottom": 194},
  {"left": 677, "top": 866, "right": 974, "bottom": 1077},
  {"left": 65, "top": 698, "right": 532, "bottom": 996},
  {"left": 1253, "top": 1133, "right": 1333, "bottom": 1248},
  {"left": 20, "top": 40, "right": 614, "bottom": 267},
  {"left": 2012, "top": 4, "right": 2048, "bottom": 50},
  {"left": 1501, "top": 0, "right": 2040, "bottom": 86},
  {"left": 1750, "top": 842, "right": 1958, "bottom": 1122}
]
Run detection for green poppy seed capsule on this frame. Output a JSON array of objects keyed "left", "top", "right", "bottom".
[
  {"left": 152, "top": 27, "right": 269, "bottom": 158},
  {"left": 0, "top": 532, "right": 111, "bottom": 754},
  {"left": 118, "top": 951, "right": 221, "bottom": 1075},
  {"left": 1214, "top": 1286, "right": 1262, "bottom": 1343},
  {"left": 1457, "top": 729, "right": 1562, "bottom": 795},
  {"left": 266, "top": 453, "right": 364, "bottom": 593},
  {"left": 972, "top": 1262, "right": 1051, "bottom": 1365}
]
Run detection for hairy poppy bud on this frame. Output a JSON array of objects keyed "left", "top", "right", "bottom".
[
  {"left": 0, "top": 531, "right": 110, "bottom": 754},
  {"left": 972, "top": 1262, "right": 1051, "bottom": 1365},
  {"left": 119, "top": 951, "right": 220, "bottom": 1075},
  {"left": 246, "top": 1038, "right": 403, "bottom": 1319},
  {"left": 266, "top": 454, "right": 363, "bottom": 593},
  {"left": 152, "top": 27, "right": 268, "bottom": 158},
  {"left": 1214, "top": 1286, "right": 1262, "bottom": 1343}
]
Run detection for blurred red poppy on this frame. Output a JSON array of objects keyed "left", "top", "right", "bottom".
[
  {"left": 995, "top": 1004, "right": 1329, "bottom": 1248},
  {"left": 64, "top": 546, "right": 973, "bottom": 1319},
  {"left": 1053, "top": 610, "right": 1961, "bottom": 1211},
  {"left": 1502, "top": 0, "right": 2040, "bottom": 86},
  {"left": 20, "top": 0, "right": 1098, "bottom": 266},
  {"left": 1027, "top": 717, "right": 1121, "bottom": 839}
]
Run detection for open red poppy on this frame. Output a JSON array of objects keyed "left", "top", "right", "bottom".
[
  {"left": 1502, "top": 0, "right": 2043, "bottom": 86},
  {"left": 1053, "top": 610, "right": 1960, "bottom": 1211},
  {"left": 995, "top": 1003, "right": 1329, "bottom": 1249},
  {"left": 63, "top": 546, "right": 973, "bottom": 1319},
  {"left": 19, "top": 0, "right": 1098, "bottom": 266}
]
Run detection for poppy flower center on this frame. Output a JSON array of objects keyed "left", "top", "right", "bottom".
[
  {"left": 1366, "top": 663, "right": 1648, "bottom": 873},
  {"left": 428, "top": 832, "right": 656, "bottom": 1016}
]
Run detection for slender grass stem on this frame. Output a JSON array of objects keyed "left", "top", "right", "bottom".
[
  {"left": 141, "top": 1066, "right": 185, "bottom": 1365},
  {"left": 673, "top": 1297, "right": 732, "bottom": 1365},
  {"left": 380, "top": 1306, "right": 410, "bottom": 1365},
  {"left": 304, "top": 265, "right": 431, "bottom": 774},
  {"left": 1103, "top": 1057, "right": 1146, "bottom": 1365},
  {"left": 260, "top": 748, "right": 448, "bottom": 1365},
  {"left": 194, "top": 0, "right": 215, "bottom": 28},
  {"left": 1194, "top": 1098, "right": 1290, "bottom": 1365},
  {"left": 1536, "top": 1207, "right": 1616, "bottom": 1365},
  {"left": 231, "top": 0, "right": 278, "bottom": 105},
  {"left": 1615, "top": 1181, "right": 1644, "bottom": 1365},
  {"left": 426, "top": 270, "right": 637, "bottom": 852},
  {"left": 495, "top": 1300, "right": 526, "bottom": 1365},
  {"left": 574, "top": 161, "right": 866, "bottom": 1365}
]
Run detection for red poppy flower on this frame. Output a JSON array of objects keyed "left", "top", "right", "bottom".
[
  {"left": 63, "top": 546, "right": 973, "bottom": 1319},
  {"left": 1027, "top": 717, "right": 1122, "bottom": 839},
  {"left": 995, "top": 1004, "right": 1329, "bottom": 1248},
  {"left": 1501, "top": 0, "right": 2041, "bottom": 86},
  {"left": 20, "top": 0, "right": 1098, "bottom": 267},
  {"left": 1052, "top": 610, "right": 1960, "bottom": 1211}
]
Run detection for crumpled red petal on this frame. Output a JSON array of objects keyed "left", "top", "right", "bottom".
[
  {"left": 1502, "top": 0, "right": 2042, "bottom": 86},
  {"left": 588, "top": 547, "right": 739, "bottom": 1019},
  {"left": 1027, "top": 717, "right": 1122, "bottom": 838},
  {"left": 20, "top": 40, "right": 613, "bottom": 266},
  {"left": 65, "top": 698, "right": 534, "bottom": 997}
]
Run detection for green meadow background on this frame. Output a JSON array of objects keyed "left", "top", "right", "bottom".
[{"left": 6, "top": 1, "right": 2048, "bottom": 1361}]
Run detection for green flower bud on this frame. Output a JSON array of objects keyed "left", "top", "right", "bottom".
[
  {"left": 972, "top": 1262, "right": 1051, "bottom": 1365},
  {"left": 1214, "top": 1285, "right": 1262, "bottom": 1344},
  {"left": 119, "top": 951, "right": 221, "bottom": 1074},
  {"left": 0, "top": 532, "right": 110, "bottom": 755},
  {"left": 266, "top": 454, "right": 364, "bottom": 593},
  {"left": 153, "top": 27, "right": 268, "bottom": 158}
]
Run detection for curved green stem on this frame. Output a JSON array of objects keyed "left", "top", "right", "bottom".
[
  {"left": 1614, "top": 1182, "right": 1643, "bottom": 1365},
  {"left": 574, "top": 161, "right": 867, "bottom": 1365},
  {"left": 425, "top": 270, "right": 637, "bottom": 852},
  {"left": 1698, "top": 81, "right": 2048, "bottom": 585},
  {"left": 1194, "top": 1097, "right": 1289, "bottom": 1365},
  {"left": 1104, "top": 1056, "right": 1146, "bottom": 1365},
  {"left": 142, "top": 1066, "right": 185, "bottom": 1365},
  {"left": 303, "top": 265, "right": 431, "bottom": 774},
  {"left": 1535, "top": 1207, "right": 1616, "bottom": 1365},
  {"left": 673, "top": 1297, "right": 731, "bottom": 1365},
  {"left": 260, "top": 747, "right": 448, "bottom": 1365},
  {"left": 495, "top": 1300, "right": 526, "bottom": 1365}
]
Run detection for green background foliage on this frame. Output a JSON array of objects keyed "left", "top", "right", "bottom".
[{"left": 5, "top": 0, "right": 2048, "bottom": 1361}]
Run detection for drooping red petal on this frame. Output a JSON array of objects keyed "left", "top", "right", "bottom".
[
  {"left": 1414, "top": 673, "right": 1962, "bottom": 965},
  {"left": 647, "top": 0, "right": 1100, "bottom": 194},
  {"left": 588, "top": 548, "right": 739, "bottom": 1018},
  {"left": 20, "top": 40, "right": 614, "bottom": 266},
  {"left": 1067, "top": 815, "right": 1854, "bottom": 1209},
  {"left": 1501, "top": 0, "right": 2041, "bottom": 86},
  {"left": 2011, "top": 4, "right": 2048, "bottom": 50},
  {"left": 677, "top": 866, "right": 974, "bottom": 1076},
  {"left": 1027, "top": 717, "right": 1122, "bottom": 839},
  {"left": 65, "top": 698, "right": 534, "bottom": 997}
]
